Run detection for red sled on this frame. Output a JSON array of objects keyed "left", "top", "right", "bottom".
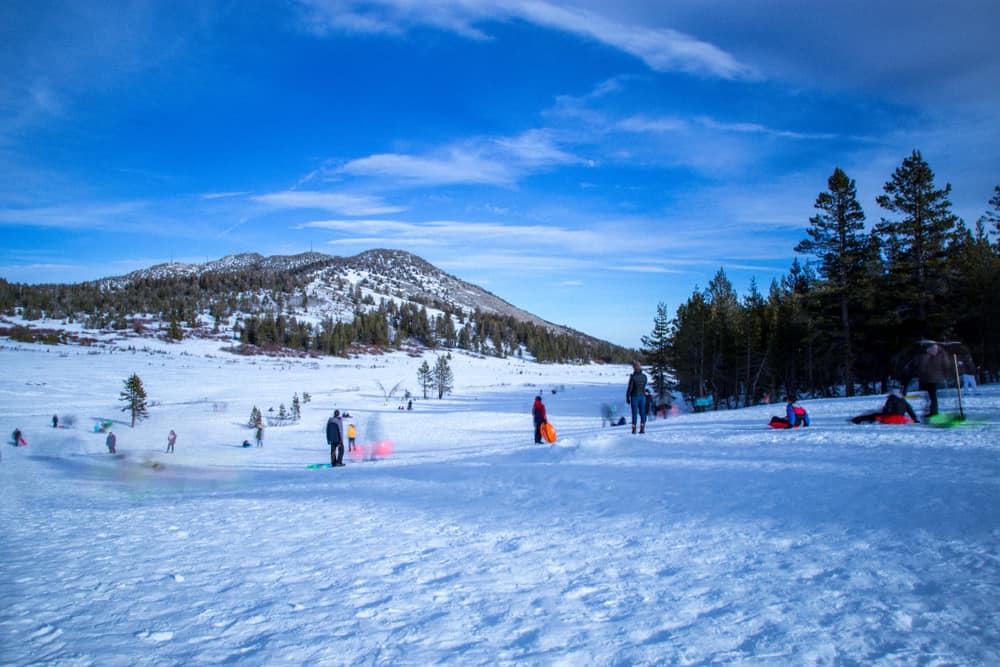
[
  {"left": 768, "top": 417, "right": 797, "bottom": 429},
  {"left": 875, "top": 414, "right": 912, "bottom": 425}
]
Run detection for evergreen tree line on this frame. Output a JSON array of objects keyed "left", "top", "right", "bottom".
[
  {"left": 647, "top": 151, "right": 1000, "bottom": 409},
  {"left": 0, "top": 267, "right": 633, "bottom": 364},
  {"left": 236, "top": 302, "right": 630, "bottom": 363}
]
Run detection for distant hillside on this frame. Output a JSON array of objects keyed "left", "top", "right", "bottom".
[{"left": 1, "top": 249, "right": 634, "bottom": 363}]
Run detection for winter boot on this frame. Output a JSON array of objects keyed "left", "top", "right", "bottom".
[
  {"left": 631, "top": 424, "right": 637, "bottom": 434},
  {"left": 640, "top": 424, "right": 645, "bottom": 434}
]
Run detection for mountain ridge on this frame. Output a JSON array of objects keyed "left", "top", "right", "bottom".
[{"left": 5, "top": 249, "right": 632, "bottom": 362}]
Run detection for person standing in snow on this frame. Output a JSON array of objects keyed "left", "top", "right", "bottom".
[
  {"left": 166, "top": 429, "right": 177, "bottom": 453},
  {"left": 914, "top": 342, "right": 952, "bottom": 417},
  {"left": 255, "top": 422, "right": 264, "bottom": 448},
  {"left": 326, "top": 410, "right": 345, "bottom": 466},
  {"left": 532, "top": 395, "right": 547, "bottom": 444},
  {"left": 52, "top": 414, "right": 59, "bottom": 428},
  {"left": 106, "top": 431, "right": 117, "bottom": 454},
  {"left": 625, "top": 361, "right": 648, "bottom": 434},
  {"left": 347, "top": 422, "right": 357, "bottom": 452}
]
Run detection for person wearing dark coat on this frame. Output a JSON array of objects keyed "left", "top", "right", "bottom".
[
  {"left": 851, "top": 389, "right": 920, "bottom": 424},
  {"left": 326, "top": 410, "right": 345, "bottom": 467},
  {"left": 625, "top": 362, "right": 648, "bottom": 434},
  {"left": 915, "top": 342, "right": 953, "bottom": 417},
  {"left": 531, "top": 396, "right": 547, "bottom": 444}
]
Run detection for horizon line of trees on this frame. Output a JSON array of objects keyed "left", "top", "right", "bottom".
[{"left": 644, "top": 150, "right": 1000, "bottom": 409}]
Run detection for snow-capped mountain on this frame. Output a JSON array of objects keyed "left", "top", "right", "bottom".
[{"left": 95, "top": 248, "right": 608, "bottom": 349}]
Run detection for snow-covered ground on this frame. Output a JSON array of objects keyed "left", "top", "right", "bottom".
[{"left": 1, "top": 335, "right": 999, "bottom": 666}]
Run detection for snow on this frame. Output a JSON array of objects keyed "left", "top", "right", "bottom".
[{"left": 2, "top": 336, "right": 999, "bottom": 666}]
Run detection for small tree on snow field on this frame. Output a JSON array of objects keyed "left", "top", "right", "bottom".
[
  {"left": 417, "top": 360, "right": 433, "bottom": 399},
  {"left": 248, "top": 405, "right": 262, "bottom": 428},
  {"left": 376, "top": 380, "right": 404, "bottom": 405},
  {"left": 433, "top": 355, "right": 454, "bottom": 399},
  {"left": 120, "top": 373, "right": 149, "bottom": 428}
]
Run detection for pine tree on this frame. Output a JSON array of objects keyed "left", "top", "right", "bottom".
[
  {"left": 417, "top": 360, "right": 433, "bottom": 399},
  {"left": 292, "top": 393, "right": 301, "bottom": 420},
  {"left": 978, "top": 185, "right": 1000, "bottom": 252},
  {"left": 432, "top": 356, "right": 454, "bottom": 399},
  {"left": 875, "top": 150, "right": 959, "bottom": 338},
  {"left": 248, "top": 405, "right": 262, "bottom": 429},
  {"left": 641, "top": 302, "right": 673, "bottom": 403},
  {"left": 796, "top": 167, "right": 868, "bottom": 396},
  {"left": 119, "top": 373, "right": 149, "bottom": 428}
]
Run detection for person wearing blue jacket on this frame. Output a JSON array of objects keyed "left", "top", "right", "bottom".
[{"left": 785, "top": 396, "right": 810, "bottom": 427}]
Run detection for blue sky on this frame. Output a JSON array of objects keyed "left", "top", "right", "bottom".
[{"left": 2, "top": 1, "right": 999, "bottom": 347}]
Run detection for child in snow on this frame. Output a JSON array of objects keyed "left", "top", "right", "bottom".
[
  {"left": 106, "top": 431, "right": 117, "bottom": 454},
  {"left": 166, "top": 429, "right": 177, "bottom": 453},
  {"left": 347, "top": 423, "right": 357, "bottom": 452},
  {"left": 769, "top": 396, "right": 810, "bottom": 429}
]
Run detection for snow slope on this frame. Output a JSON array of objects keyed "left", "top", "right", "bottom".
[{"left": 1, "top": 337, "right": 999, "bottom": 666}]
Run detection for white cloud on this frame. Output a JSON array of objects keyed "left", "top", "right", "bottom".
[
  {"left": 338, "top": 130, "right": 583, "bottom": 188},
  {"left": 339, "top": 150, "right": 515, "bottom": 187},
  {"left": 253, "top": 191, "right": 404, "bottom": 216},
  {"left": 296, "top": 0, "right": 755, "bottom": 79}
]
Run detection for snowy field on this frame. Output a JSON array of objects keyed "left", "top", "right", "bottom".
[{"left": 2, "top": 334, "right": 999, "bottom": 666}]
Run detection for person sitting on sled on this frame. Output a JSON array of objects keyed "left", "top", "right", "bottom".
[
  {"left": 851, "top": 386, "right": 919, "bottom": 424},
  {"left": 770, "top": 395, "right": 810, "bottom": 428}
]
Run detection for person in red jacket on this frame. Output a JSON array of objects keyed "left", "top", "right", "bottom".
[{"left": 531, "top": 396, "right": 547, "bottom": 445}]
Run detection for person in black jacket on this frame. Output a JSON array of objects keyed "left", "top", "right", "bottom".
[
  {"left": 626, "top": 362, "right": 648, "bottom": 434},
  {"left": 326, "top": 410, "right": 345, "bottom": 467},
  {"left": 851, "top": 388, "right": 919, "bottom": 424}
]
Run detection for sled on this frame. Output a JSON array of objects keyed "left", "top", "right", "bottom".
[
  {"left": 540, "top": 422, "right": 557, "bottom": 443},
  {"left": 875, "top": 414, "right": 913, "bottom": 425},
  {"left": 768, "top": 417, "right": 796, "bottom": 429}
]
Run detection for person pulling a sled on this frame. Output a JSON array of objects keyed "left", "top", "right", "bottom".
[
  {"left": 851, "top": 386, "right": 919, "bottom": 424},
  {"left": 532, "top": 395, "right": 547, "bottom": 444},
  {"left": 626, "top": 361, "right": 648, "bottom": 434},
  {"left": 326, "top": 410, "right": 345, "bottom": 467}
]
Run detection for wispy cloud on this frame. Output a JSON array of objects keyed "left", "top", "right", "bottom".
[
  {"left": 618, "top": 114, "right": 835, "bottom": 141},
  {"left": 338, "top": 130, "right": 584, "bottom": 188},
  {"left": 296, "top": 0, "right": 755, "bottom": 79},
  {"left": 339, "top": 150, "right": 516, "bottom": 187},
  {"left": 253, "top": 191, "right": 404, "bottom": 216},
  {"left": 0, "top": 202, "right": 145, "bottom": 229}
]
